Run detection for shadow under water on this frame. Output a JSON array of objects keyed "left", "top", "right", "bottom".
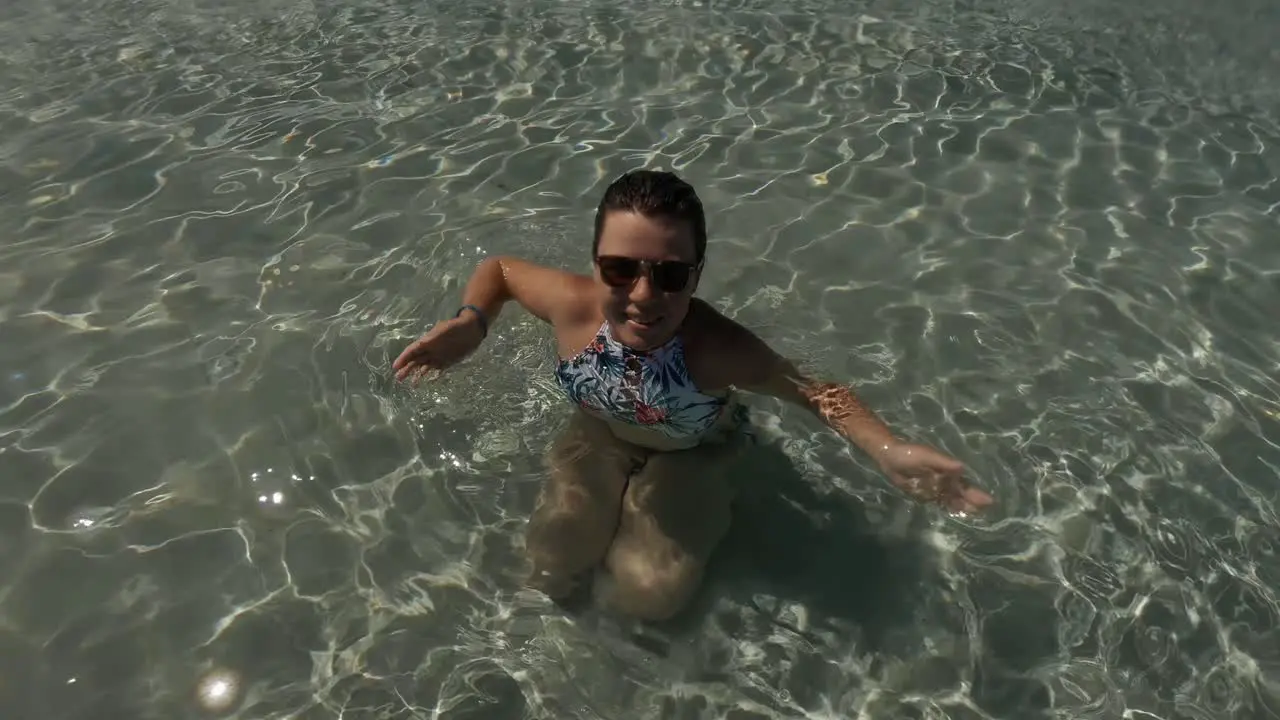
[
  {"left": 593, "top": 436, "right": 1071, "bottom": 719},
  {"left": 711, "top": 441, "right": 933, "bottom": 655}
]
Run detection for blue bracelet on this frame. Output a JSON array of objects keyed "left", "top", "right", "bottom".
[{"left": 455, "top": 304, "right": 488, "bottom": 338}]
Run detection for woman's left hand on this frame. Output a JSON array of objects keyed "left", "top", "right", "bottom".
[{"left": 877, "top": 442, "right": 994, "bottom": 514}]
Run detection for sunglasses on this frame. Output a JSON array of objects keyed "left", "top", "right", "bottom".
[{"left": 595, "top": 255, "right": 699, "bottom": 293}]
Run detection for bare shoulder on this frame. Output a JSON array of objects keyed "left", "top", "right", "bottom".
[
  {"left": 550, "top": 267, "right": 598, "bottom": 320},
  {"left": 556, "top": 271, "right": 599, "bottom": 327},
  {"left": 495, "top": 255, "right": 597, "bottom": 326},
  {"left": 684, "top": 300, "right": 783, "bottom": 389},
  {"left": 686, "top": 299, "right": 757, "bottom": 346}
]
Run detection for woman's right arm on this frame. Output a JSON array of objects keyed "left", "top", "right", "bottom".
[
  {"left": 455, "top": 255, "right": 594, "bottom": 329},
  {"left": 393, "top": 256, "right": 592, "bottom": 381}
]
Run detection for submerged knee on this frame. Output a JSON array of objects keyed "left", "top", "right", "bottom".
[
  {"left": 606, "top": 553, "right": 702, "bottom": 622},
  {"left": 525, "top": 509, "right": 615, "bottom": 602}
]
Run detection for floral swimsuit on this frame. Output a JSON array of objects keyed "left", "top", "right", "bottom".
[{"left": 554, "top": 322, "right": 730, "bottom": 440}]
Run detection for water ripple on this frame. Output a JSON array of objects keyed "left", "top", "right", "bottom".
[{"left": 2, "top": 0, "right": 1280, "bottom": 718}]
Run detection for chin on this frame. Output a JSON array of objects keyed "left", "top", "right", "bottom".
[{"left": 615, "top": 317, "right": 673, "bottom": 350}]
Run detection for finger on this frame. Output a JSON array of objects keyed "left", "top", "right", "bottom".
[
  {"left": 392, "top": 340, "right": 423, "bottom": 371},
  {"left": 397, "top": 358, "right": 436, "bottom": 382},
  {"left": 942, "top": 482, "right": 993, "bottom": 513},
  {"left": 961, "top": 485, "right": 994, "bottom": 507},
  {"left": 397, "top": 344, "right": 447, "bottom": 380},
  {"left": 394, "top": 335, "right": 439, "bottom": 371},
  {"left": 395, "top": 360, "right": 425, "bottom": 381},
  {"left": 411, "top": 362, "right": 451, "bottom": 384},
  {"left": 897, "top": 474, "right": 944, "bottom": 504},
  {"left": 930, "top": 455, "right": 966, "bottom": 475}
]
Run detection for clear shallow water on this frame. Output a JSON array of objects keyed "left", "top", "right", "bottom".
[{"left": 2, "top": 0, "right": 1280, "bottom": 718}]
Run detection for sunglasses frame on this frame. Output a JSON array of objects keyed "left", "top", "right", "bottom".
[{"left": 594, "top": 255, "right": 702, "bottom": 293}]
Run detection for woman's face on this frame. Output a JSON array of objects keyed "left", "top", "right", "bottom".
[{"left": 593, "top": 210, "right": 701, "bottom": 351}]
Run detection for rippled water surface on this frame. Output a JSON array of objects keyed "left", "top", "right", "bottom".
[{"left": 3, "top": 0, "right": 1280, "bottom": 718}]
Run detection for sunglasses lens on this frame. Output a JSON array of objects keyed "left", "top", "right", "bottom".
[
  {"left": 651, "top": 263, "right": 692, "bottom": 292},
  {"left": 596, "top": 256, "right": 695, "bottom": 292},
  {"left": 597, "top": 257, "right": 641, "bottom": 287}
]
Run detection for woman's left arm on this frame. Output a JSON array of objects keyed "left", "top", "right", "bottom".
[{"left": 706, "top": 311, "right": 994, "bottom": 513}]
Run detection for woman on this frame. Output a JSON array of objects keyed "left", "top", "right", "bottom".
[{"left": 393, "top": 170, "right": 993, "bottom": 621}]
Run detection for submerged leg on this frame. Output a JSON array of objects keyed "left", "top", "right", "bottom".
[
  {"left": 524, "top": 413, "right": 643, "bottom": 600},
  {"left": 601, "top": 438, "right": 742, "bottom": 621}
]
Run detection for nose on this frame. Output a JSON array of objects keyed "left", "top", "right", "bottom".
[{"left": 628, "top": 272, "right": 657, "bottom": 304}]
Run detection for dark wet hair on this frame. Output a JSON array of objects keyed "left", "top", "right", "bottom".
[{"left": 591, "top": 170, "right": 708, "bottom": 264}]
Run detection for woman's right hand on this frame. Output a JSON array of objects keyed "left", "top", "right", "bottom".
[{"left": 392, "top": 314, "right": 486, "bottom": 382}]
